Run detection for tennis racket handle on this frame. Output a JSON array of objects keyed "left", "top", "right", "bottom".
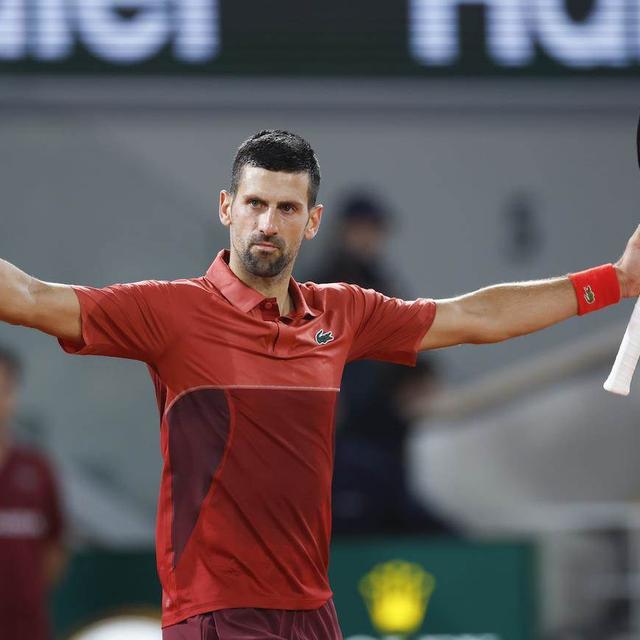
[{"left": 604, "top": 297, "right": 640, "bottom": 395}]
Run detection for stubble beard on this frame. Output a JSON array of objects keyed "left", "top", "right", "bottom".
[{"left": 237, "top": 235, "right": 295, "bottom": 279}]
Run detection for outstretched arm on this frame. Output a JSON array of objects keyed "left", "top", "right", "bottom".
[
  {"left": 0, "top": 258, "right": 81, "bottom": 342},
  {"left": 420, "top": 225, "right": 640, "bottom": 351},
  {"left": 421, "top": 277, "right": 577, "bottom": 349}
]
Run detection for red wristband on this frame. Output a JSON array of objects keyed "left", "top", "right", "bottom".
[{"left": 568, "top": 264, "right": 621, "bottom": 315}]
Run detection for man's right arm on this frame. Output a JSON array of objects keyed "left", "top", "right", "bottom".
[{"left": 0, "top": 258, "right": 81, "bottom": 342}]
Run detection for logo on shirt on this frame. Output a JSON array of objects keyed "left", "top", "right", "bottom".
[
  {"left": 315, "top": 329, "right": 334, "bottom": 345},
  {"left": 583, "top": 285, "right": 596, "bottom": 304}
]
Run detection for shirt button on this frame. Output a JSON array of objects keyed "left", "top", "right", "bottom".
[{"left": 264, "top": 302, "right": 273, "bottom": 309}]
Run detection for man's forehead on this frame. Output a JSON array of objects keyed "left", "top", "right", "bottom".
[{"left": 236, "top": 166, "right": 310, "bottom": 201}]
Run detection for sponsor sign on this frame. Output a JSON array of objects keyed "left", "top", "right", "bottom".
[
  {"left": 330, "top": 539, "right": 535, "bottom": 640},
  {"left": 3, "top": 0, "right": 640, "bottom": 75}
]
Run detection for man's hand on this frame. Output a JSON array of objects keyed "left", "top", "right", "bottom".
[{"left": 615, "top": 225, "right": 640, "bottom": 298}]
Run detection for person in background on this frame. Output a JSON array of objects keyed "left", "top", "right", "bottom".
[
  {"left": 0, "top": 346, "right": 66, "bottom": 639},
  {"left": 313, "top": 191, "right": 457, "bottom": 536}
]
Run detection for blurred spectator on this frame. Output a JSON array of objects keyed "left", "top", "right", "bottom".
[
  {"left": 316, "top": 191, "right": 399, "bottom": 293},
  {"left": 0, "top": 347, "right": 66, "bottom": 639},
  {"left": 313, "top": 191, "right": 456, "bottom": 536}
]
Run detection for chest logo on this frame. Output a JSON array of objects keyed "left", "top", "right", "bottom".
[{"left": 315, "top": 329, "right": 335, "bottom": 345}]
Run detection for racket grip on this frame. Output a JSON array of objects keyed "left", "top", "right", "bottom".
[{"left": 604, "top": 297, "right": 640, "bottom": 395}]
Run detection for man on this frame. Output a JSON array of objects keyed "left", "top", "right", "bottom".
[
  {"left": 0, "top": 129, "right": 635, "bottom": 639},
  {"left": 0, "top": 347, "right": 66, "bottom": 639}
]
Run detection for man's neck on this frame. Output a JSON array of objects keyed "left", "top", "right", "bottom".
[{"left": 228, "top": 253, "right": 294, "bottom": 316}]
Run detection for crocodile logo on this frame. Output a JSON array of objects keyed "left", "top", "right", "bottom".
[
  {"left": 583, "top": 285, "right": 596, "bottom": 304},
  {"left": 315, "top": 329, "right": 334, "bottom": 345}
]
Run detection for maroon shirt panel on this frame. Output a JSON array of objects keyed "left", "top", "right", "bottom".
[{"left": 167, "top": 388, "right": 231, "bottom": 568}]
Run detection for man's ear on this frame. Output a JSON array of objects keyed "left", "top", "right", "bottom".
[
  {"left": 219, "top": 190, "right": 233, "bottom": 227},
  {"left": 304, "top": 204, "right": 324, "bottom": 241}
]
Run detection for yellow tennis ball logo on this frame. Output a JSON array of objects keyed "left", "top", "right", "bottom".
[{"left": 358, "top": 560, "right": 436, "bottom": 635}]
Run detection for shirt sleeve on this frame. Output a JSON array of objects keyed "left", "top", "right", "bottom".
[
  {"left": 58, "top": 280, "right": 176, "bottom": 363},
  {"left": 346, "top": 284, "right": 436, "bottom": 365}
]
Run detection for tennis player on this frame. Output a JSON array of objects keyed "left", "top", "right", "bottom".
[{"left": 0, "top": 130, "right": 637, "bottom": 640}]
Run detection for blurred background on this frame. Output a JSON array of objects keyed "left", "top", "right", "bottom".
[{"left": 2, "top": 1, "right": 640, "bottom": 639}]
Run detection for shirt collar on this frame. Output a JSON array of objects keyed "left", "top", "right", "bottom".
[{"left": 205, "top": 250, "right": 320, "bottom": 318}]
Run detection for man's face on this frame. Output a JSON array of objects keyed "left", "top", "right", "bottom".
[
  {"left": 0, "top": 364, "right": 18, "bottom": 435},
  {"left": 219, "top": 166, "right": 323, "bottom": 279}
]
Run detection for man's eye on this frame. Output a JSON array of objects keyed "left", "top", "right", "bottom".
[
  {"left": 250, "top": 200, "right": 260, "bottom": 207},
  {"left": 281, "top": 205, "right": 294, "bottom": 213}
]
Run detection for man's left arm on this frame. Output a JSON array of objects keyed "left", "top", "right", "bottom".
[{"left": 420, "top": 225, "right": 640, "bottom": 351}]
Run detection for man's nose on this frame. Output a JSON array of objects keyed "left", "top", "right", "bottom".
[{"left": 258, "top": 209, "right": 278, "bottom": 236}]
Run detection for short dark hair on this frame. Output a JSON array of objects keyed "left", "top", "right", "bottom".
[
  {"left": 230, "top": 130, "right": 321, "bottom": 207},
  {"left": 0, "top": 346, "right": 22, "bottom": 383}
]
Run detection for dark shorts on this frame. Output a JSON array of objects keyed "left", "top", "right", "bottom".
[{"left": 163, "top": 599, "right": 343, "bottom": 640}]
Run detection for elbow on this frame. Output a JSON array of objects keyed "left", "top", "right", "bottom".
[
  {"left": 431, "top": 297, "right": 514, "bottom": 347},
  {"left": 466, "top": 315, "right": 513, "bottom": 345},
  {"left": 1, "top": 299, "right": 31, "bottom": 327},
  {"left": 4, "top": 308, "right": 35, "bottom": 328},
  {"left": 468, "top": 332, "right": 511, "bottom": 345},
  {"left": 469, "top": 320, "right": 529, "bottom": 345}
]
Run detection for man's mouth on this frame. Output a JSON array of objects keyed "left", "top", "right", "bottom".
[{"left": 252, "top": 242, "right": 279, "bottom": 252}]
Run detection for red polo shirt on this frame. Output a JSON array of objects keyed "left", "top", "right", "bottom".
[{"left": 59, "top": 250, "right": 436, "bottom": 627}]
